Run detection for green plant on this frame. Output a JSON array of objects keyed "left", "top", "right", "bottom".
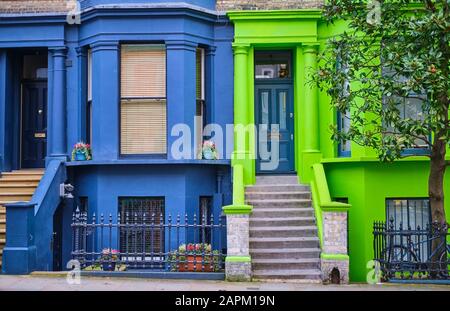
[
  {"left": 71, "top": 142, "right": 92, "bottom": 160},
  {"left": 168, "top": 243, "right": 221, "bottom": 272},
  {"left": 200, "top": 140, "right": 218, "bottom": 159},
  {"left": 100, "top": 248, "right": 119, "bottom": 262},
  {"left": 314, "top": 0, "right": 449, "bottom": 227}
]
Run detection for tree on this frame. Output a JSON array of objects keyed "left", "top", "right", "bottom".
[{"left": 315, "top": 0, "right": 449, "bottom": 228}]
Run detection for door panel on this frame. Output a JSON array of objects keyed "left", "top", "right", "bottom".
[
  {"left": 22, "top": 81, "right": 47, "bottom": 168},
  {"left": 256, "top": 84, "right": 295, "bottom": 174}
]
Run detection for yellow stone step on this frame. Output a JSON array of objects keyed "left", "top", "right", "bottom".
[
  {"left": 0, "top": 189, "right": 34, "bottom": 195},
  {"left": 0, "top": 194, "right": 32, "bottom": 201},
  {"left": 1, "top": 169, "right": 44, "bottom": 176},
  {"left": 0, "top": 175, "right": 42, "bottom": 182}
]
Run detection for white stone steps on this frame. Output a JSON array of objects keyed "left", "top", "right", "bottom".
[
  {"left": 252, "top": 269, "right": 322, "bottom": 280},
  {"left": 249, "top": 236, "right": 320, "bottom": 249},
  {"left": 250, "top": 225, "right": 318, "bottom": 238},
  {"left": 247, "top": 199, "right": 312, "bottom": 208},
  {"left": 251, "top": 207, "right": 315, "bottom": 218}
]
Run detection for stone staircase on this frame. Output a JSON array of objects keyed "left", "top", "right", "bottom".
[
  {"left": 0, "top": 169, "right": 44, "bottom": 271},
  {"left": 246, "top": 175, "right": 322, "bottom": 283}
]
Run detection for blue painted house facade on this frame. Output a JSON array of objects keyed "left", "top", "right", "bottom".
[{"left": 0, "top": 0, "right": 234, "bottom": 274}]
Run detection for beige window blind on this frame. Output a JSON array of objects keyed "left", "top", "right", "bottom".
[
  {"left": 120, "top": 44, "right": 167, "bottom": 155},
  {"left": 121, "top": 44, "right": 166, "bottom": 98},
  {"left": 196, "top": 48, "right": 205, "bottom": 100},
  {"left": 121, "top": 99, "right": 167, "bottom": 155}
]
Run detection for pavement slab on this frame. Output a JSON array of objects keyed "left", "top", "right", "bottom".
[{"left": 0, "top": 274, "right": 449, "bottom": 291}]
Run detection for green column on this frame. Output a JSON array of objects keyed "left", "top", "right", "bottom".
[
  {"left": 232, "top": 44, "right": 253, "bottom": 185},
  {"left": 303, "top": 45, "right": 319, "bottom": 152},
  {"left": 300, "top": 44, "right": 322, "bottom": 183}
]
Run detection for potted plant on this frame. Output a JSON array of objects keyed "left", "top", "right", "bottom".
[
  {"left": 201, "top": 141, "right": 218, "bottom": 160},
  {"left": 71, "top": 142, "right": 92, "bottom": 161},
  {"left": 168, "top": 243, "right": 220, "bottom": 272},
  {"left": 100, "top": 248, "right": 119, "bottom": 271}
]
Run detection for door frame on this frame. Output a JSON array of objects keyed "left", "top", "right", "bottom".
[
  {"left": 254, "top": 79, "right": 295, "bottom": 175},
  {"left": 20, "top": 78, "right": 48, "bottom": 169}
]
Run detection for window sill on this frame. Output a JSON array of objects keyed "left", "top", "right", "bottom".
[{"left": 65, "top": 159, "right": 231, "bottom": 167}]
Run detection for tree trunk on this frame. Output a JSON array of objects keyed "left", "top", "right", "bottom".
[
  {"left": 428, "top": 136, "right": 447, "bottom": 226},
  {"left": 428, "top": 133, "right": 447, "bottom": 276}
]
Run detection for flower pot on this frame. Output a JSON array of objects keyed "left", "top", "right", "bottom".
[
  {"left": 203, "top": 150, "right": 215, "bottom": 160},
  {"left": 102, "top": 262, "right": 116, "bottom": 271},
  {"left": 178, "top": 255, "right": 213, "bottom": 272},
  {"left": 75, "top": 151, "right": 87, "bottom": 161}
]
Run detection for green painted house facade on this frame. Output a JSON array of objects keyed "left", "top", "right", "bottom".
[{"left": 224, "top": 9, "right": 450, "bottom": 282}]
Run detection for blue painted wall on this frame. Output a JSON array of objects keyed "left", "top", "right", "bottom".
[
  {"left": 80, "top": 0, "right": 217, "bottom": 10},
  {"left": 0, "top": 3, "right": 234, "bottom": 272}
]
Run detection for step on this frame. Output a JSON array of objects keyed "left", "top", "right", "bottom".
[
  {"left": 250, "top": 248, "right": 321, "bottom": 259},
  {"left": 0, "top": 190, "right": 34, "bottom": 196},
  {"left": 0, "top": 184, "right": 38, "bottom": 193},
  {"left": 0, "top": 180, "right": 40, "bottom": 186},
  {"left": 252, "top": 269, "right": 322, "bottom": 280},
  {"left": 0, "top": 194, "right": 33, "bottom": 201},
  {"left": 250, "top": 226, "right": 318, "bottom": 238},
  {"left": 246, "top": 184, "right": 310, "bottom": 193},
  {"left": 246, "top": 191, "right": 311, "bottom": 200},
  {"left": 253, "top": 258, "right": 320, "bottom": 270},
  {"left": 1, "top": 170, "right": 44, "bottom": 176},
  {"left": 247, "top": 199, "right": 312, "bottom": 208},
  {"left": 251, "top": 208, "right": 315, "bottom": 218},
  {"left": 0, "top": 175, "right": 42, "bottom": 182},
  {"left": 256, "top": 175, "right": 299, "bottom": 184},
  {"left": 249, "top": 237, "right": 320, "bottom": 249},
  {"left": 250, "top": 216, "right": 316, "bottom": 227}
]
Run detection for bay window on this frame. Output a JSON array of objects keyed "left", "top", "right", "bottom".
[{"left": 120, "top": 44, "right": 167, "bottom": 155}]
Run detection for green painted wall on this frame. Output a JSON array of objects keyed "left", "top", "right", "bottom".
[
  {"left": 325, "top": 160, "right": 450, "bottom": 282},
  {"left": 228, "top": 10, "right": 450, "bottom": 283}
]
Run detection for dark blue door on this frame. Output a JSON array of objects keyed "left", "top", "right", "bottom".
[
  {"left": 255, "top": 83, "right": 295, "bottom": 174},
  {"left": 21, "top": 81, "right": 47, "bottom": 168}
]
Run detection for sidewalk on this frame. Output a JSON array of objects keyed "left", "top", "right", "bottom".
[{"left": 0, "top": 274, "right": 449, "bottom": 291}]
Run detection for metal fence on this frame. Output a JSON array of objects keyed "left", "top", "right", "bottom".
[
  {"left": 71, "top": 209, "right": 226, "bottom": 273},
  {"left": 373, "top": 219, "right": 449, "bottom": 281}
]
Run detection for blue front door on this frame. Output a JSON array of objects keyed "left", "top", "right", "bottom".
[
  {"left": 255, "top": 83, "right": 295, "bottom": 174},
  {"left": 21, "top": 81, "right": 47, "bottom": 168}
]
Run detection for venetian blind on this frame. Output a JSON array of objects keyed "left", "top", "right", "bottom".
[
  {"left": 120, "top": 44, "right": 167, "bottom": 155},
  {"left": 196, "top": 48, "right": 204, "bottom": 100},
  {"left": 121, "top": 44, "right": 166, "bottom": 98},
  {"left": 121, "top": 99, "right": 167, "bottom": 154}
]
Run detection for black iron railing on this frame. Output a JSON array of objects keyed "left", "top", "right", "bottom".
[
  {"left": 71, "top": 209, "right": 226, "bottom": 273},
  {"left": 373, "top": 219, "right": 449, "bottom": 281}
]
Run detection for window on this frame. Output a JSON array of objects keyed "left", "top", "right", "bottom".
[
  {"left": 119, "top": 197, "right": 165, "bottom": 255},
  {"left": 195, "top": 48, "right": 206, "bottom": 159},
  {"left": 382, "top": 66, "right": 429, "bottom": 154},
  {"left": 386, "top": 198, "right": 431, "bottom": 261},
  {"left": 386, "top": 198, "right": 430, "bottom": 231},
  {"left": 199, "top": 196, "right": 212, "bottom": 243},
  {"left": 336, "top": 52, "right": 351, "bottom": 157},
  {"left": 120, "top": 44, "right": 167, "bottom": 155},
  {"left": 338, "top": 110, "right": 351, "bottom": 157},
  {"left": 255, "top": 51, "right": 291, "bottom": 79},
  {"left": 86, "top": 49, "right": 92, "bottom": 144},
  {"left": 77, "top": 196, "right": 88, "bottom": 214},
  {"left": 22, "top": 54, "right": 47, "bottom": 79}
]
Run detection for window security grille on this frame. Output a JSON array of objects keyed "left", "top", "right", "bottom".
[{"left": 119, "top": 197, "right": 165, "bottom": 256}]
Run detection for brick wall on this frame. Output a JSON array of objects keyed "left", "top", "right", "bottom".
[
  {"left": 0, "top": 0, "right": 324, "bottom": 14},
  {"left": 0, "top": 0, "right": 69, "bottom": 13},
  {"left": 216, "top": 0, "right": 323, "bottom": 11}
]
